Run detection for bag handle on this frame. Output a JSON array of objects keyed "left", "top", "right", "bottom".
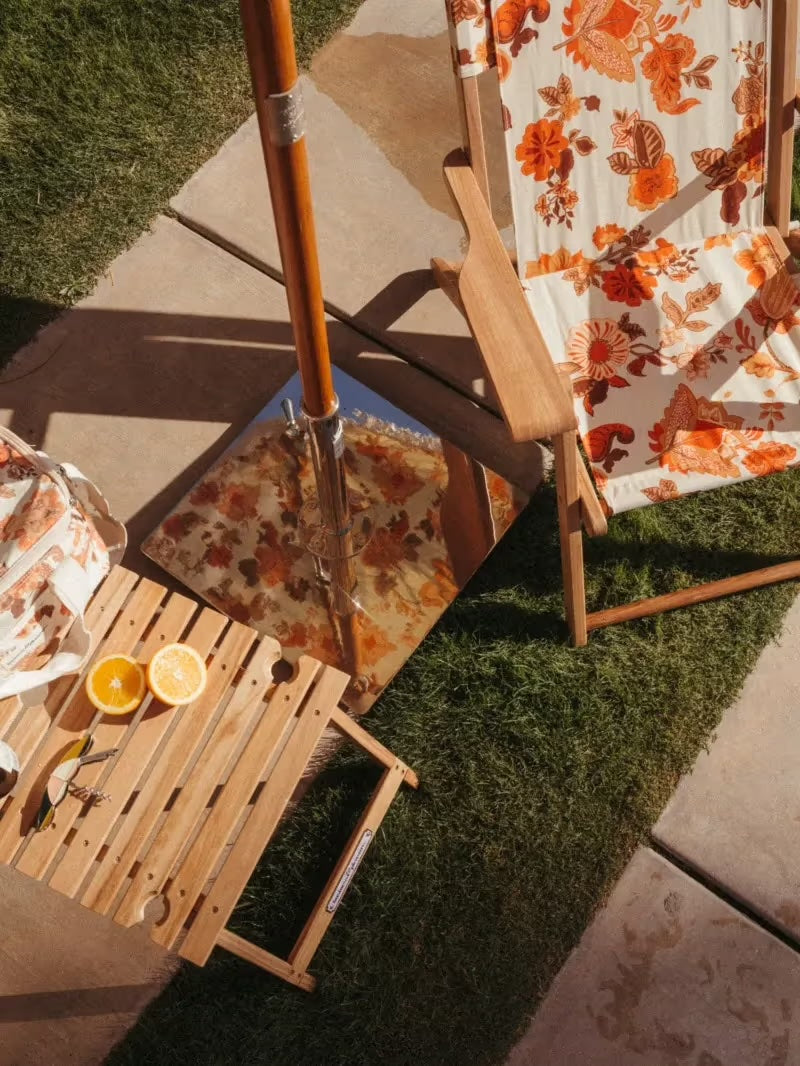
[
  {"left": 0, "top": 613, "right": 92, "bottom": 700},
  {"left": 58, "top": 461, "right": 127, "bottom": 563},
  {"left": 0, "top": 461, "right": 127, "bottom": 698}
]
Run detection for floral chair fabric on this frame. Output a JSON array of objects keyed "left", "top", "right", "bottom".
[
  {"left": 443, "top": 0, "right": 800, "bottom": 515},
  {"left": 447, "top": 0, "right": 767, "bottom": 257},
  {"left": 527, "top": 228, "right": 800, "bottom": 513}
]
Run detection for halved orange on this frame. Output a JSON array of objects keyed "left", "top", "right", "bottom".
[
  {"left": 86, "top": 654, "right": 146, "bottom": 716},
  {"left": 146, "top": 643, "right": 207, "bottom": 706}
]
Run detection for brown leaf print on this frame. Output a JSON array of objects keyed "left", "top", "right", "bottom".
[{"left": 641, "top": 478, "right": 680, "bottom": 502}]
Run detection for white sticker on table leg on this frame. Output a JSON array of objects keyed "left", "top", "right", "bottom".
[{"left": 326, "top": 829, "right": 374, "bottom": 914}]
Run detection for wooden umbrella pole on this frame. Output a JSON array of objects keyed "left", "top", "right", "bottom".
[
  {"left": 240, "top": 0, "right": 334, "bottom": 417},
  {"left": 240, "top": 0, "right": 359, "bottom": 633}
]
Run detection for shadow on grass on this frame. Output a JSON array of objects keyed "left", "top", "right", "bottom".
[{"left": 0, "top": 293, "right": 63, "bottom": 367}]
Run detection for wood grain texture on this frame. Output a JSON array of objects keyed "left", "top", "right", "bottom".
[
  {"left": 332, "top": 338, "right": 546, "bottom": 494},
  {"left": 430, "top": 256, "right": 466, "bottom": 317},
  {"left": 177, "top": 662, "right": 348, "bottom": 964},
  {"left": 95, "top": 622, "right": 256, "bottom": 924},
  {"left": 457, "top": 75, "right": 491, "bottom": 209},
  {"left": 240, "top": 0, "right": 335, "bottom": 418},
  {"left": 1, "top": 566, "right": 417, "bottom": 991},
  {"left": 217, "top": 928, "right": 316, "bottom": 991},
  {"left": 148, "top": 653, "right": 321, "bottom": 949},
  {"left": 443, "top": 151, "right": 575, "bottom": 443},
  {"left": 46, "top": 594, "right": 204, "bottom": 899},
  {"left": 16, "top": 582, "right": 178, "bottom": 882},
  {"left": 766, "top": 0, "right": 798, "bottom": 234},
  {"left": 576, "top": 450, "right": 608, "bottom": 538},
  {"left": 553, "top": 431, "right": 587, "bottom": 646},
  {"left": 0, "top": 578, "right": 165, "bottom": 867},
  {"left": 289, "top": 762, "right": 406, "bottom": 973}
]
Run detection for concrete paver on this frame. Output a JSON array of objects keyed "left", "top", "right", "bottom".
[
  {"left": 0, "top": 864, "right": 171, "bottom": 1066},
  {"left": 1, "top": 215, "right": 538, "bottom": 569},
  {"left": 1, "top": 216, "right": 296, "bottom": 558},
  {"left": 507, "top": 847, "right": 800, "bottom": 1066},
  {"left": 653, "top": 595, "right": 800, "bottom": 942},
  {"left": 171, "top": 0, "right": 510, "bottom": 405}
]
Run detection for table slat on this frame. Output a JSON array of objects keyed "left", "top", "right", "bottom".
[
  {"left": 153, "top": 654, "right": 323, "bottom": 949},
  {"left": 83, "top": 620, "right": 255, "bottom": 917},
  {"left": 13, "top": 579, "right": 168, "bottom": 878},
  {"left": 178, "top": 663, "right": 349, "bottom": 965},
  {"left": 46, "top": 592, "right": 201, "bottom": 898},
  {"left": 0, "top": 578, "right": 165, "bottom": 866},
  {"left": 122, "top": 637, "right": 282, "bottom": 940}
]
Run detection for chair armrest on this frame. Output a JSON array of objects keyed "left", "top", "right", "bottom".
[{"left": 443, "top": 150, "right": 576, "bottom": 442}]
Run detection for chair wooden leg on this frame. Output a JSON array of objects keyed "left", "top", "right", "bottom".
[
  {"left": 586, "top": 558, "right": 800, "bottom": 631},
  {"left": 553, "top": 430, "right": 588, "bottom": 646},
  {"left": 575, "top": 451, "right": 608, "bottom": 538}
]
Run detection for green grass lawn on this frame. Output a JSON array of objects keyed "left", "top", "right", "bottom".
[
  {"left": 4, "top": 2, "right": 800, "bottom": 1064},
  {"left": 108, "top": 473, "right": 799, "bottom": 1066},
  {"left": 0, "top": 0, "right": 361, "bottom": 365}
]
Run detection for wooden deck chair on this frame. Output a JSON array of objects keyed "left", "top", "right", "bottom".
[{"left": 435, "top": 0, "right": 800, "bottom": 644}]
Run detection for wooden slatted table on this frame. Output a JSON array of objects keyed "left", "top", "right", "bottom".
[{"left": 0, "top": 567, "right": 417, "bottom": 991}]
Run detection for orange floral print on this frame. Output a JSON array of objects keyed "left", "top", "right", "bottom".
[
  {"left": 566, "top": 319, "right": 630, "bottom": 380},
  {"left": 640, "top": 33, "right": 716, "bottom": 115},
  {"left": 538, "top": 72, "right": 581, "bottom": 121},
  {"left": 494, "top": 0, "right": 550, "bottom": 59},
  {"left": 371, "top": 457, "right": 425, "bottom": 505},
  {"left": 583, "top": 423, "right": 635, "bottom": 472},
  {"left": 647, "top": 384, "right": 758, "bottom": 479},
  {"left": 734, "top": 234, "right": 781, "bottom": 288},
  {"left": 4, "top": 486, "right": 63, "bottom": 551},
  {"left": 516, "top": 119, "right": 568, "bottom": 180},
  {"left": 217, "top": 482, "right": 260, "bottom": 522},
  {"left": 558, "top": 0, "right": 659, "bottom": 82},
  {"left": 593, "top": 223, "right": 626, "bottom": 250},
  {"left": 563, "top": 254, "right": 600, "bottom": 294},
  {"left": 522, "top": 76, "right": 598, "bottom": 226},
  {"left": 704, "top": 234, "right": 734, "bottom": 250},
  {"left": 601, "top": 263, "right": 657, "bottom": 306},
  {"left": 525, "top": 247, "right": 585, "bottom": 276},
  {"left": 691, "top": 41, "right": 765, "bottom": 225},
  {"left": 742, "top": 442, "right": 797, "bottom": 477},
  {"left": 641, "top": 478, "right": 680, "bottom": 502},
  {"left": 494, "top": 48, "right": 512, "bottom": 81},
  {"left": 732, "top": 116, "right": 766, "bottom": 184},
  {"left": 636, "top": 238, "right": 696, "bottom": 282},
  {"left": 747, "top": 273, "right": 800, "bottom": 335},
  {"left": 627, "top": 153, "right": 678, "bottom": 210}
]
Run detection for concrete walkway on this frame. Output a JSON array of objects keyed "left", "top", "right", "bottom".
[{"left": 2, "top": 0, "right": 800, "bottom": 1063}]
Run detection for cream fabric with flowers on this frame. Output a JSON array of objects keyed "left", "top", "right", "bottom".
[
  {"left": 526, "top": 229, "right": 800, "bottom": 513},
  {"left": 443, "top": 0, "right": 800, "bottom": 515},
  {"left": 485, "top": 0, "right": 769, "bottom": 260}
]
